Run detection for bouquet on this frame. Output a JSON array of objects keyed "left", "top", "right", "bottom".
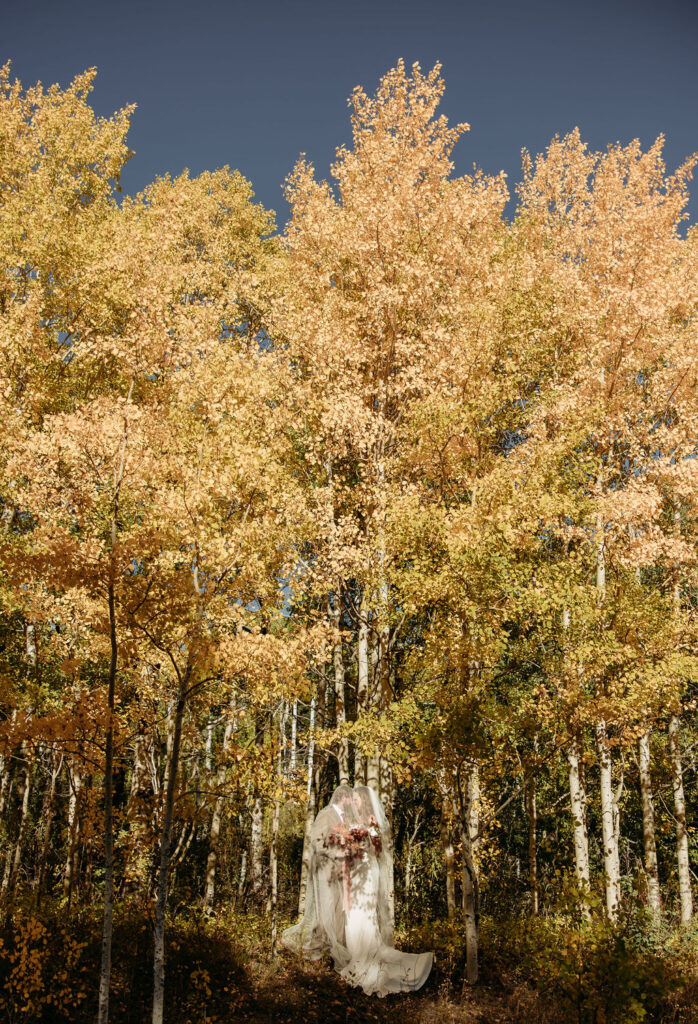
[
  {"left": 326, "top": 822, "right": 369, "bottom": 860},
  {"left": 326, "top": 817, "right": 383, "bottom": 858}
]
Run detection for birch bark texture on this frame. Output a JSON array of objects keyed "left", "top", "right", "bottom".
[
  {"left": 637, "top": 730, "right": 661, "bottom": 923},
  {"left": 668, "top": 714, "right": 693, "bottom": 925}
]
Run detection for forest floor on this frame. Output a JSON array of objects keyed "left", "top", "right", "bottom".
[
  {"left": 3, "top": 905, "right": 698, "bottom": 1023},
  {"left": 233, "top": 951, "right": 547, "bottom": 1024}
]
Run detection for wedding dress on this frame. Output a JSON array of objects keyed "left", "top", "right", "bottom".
[{"left": 281, "top": 784, "right": 433, "bottom": 997}]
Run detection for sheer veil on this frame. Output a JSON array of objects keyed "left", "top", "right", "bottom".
[
  {"left": 280, "top": 785, "right": 354, "bottom": 966},
  {"left": 353, "top": 785, "right": 394, "bottom": 944},
  {"left": 281, "top": 782, "right": 432, "bottom": 997}
]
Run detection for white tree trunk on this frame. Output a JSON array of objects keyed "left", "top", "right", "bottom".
[
  {"left": 203, "top": 696, "right": 236, "bottom": 914},
  {"left": 595, "top": 511, "right": 621, "bottom": 919},
  {"left": 237, "top": 849, "right": 248, "bottom": 905},
  {"left": 298, "top": 769, "right": 318, "bottom": 915},
  {"left": 0, "top": 713, "right": 17, "bottom": 818},
  {"left": 525, "top": 772, "right": 539, "bottom": 916},
  {"left": 332, "top": 592, "right": 350, "bottom": 785},
  {"left": 36, "top": 749, "right": 61, "bottom": 901},
  {"left": 6, "top": 759, "right": 31, "bottom": 896},
  {"left": 365, "top": 626, "right": 381, "bottom": 792},
  {"left": 355, "top": 616, "right": 369, "bottom": 785},
  {"left": 152, "top": 688, "right": 186, "bottom": 1024},
  {"left": 637, "top": 729, "right": 661, "bottom": 923},
  {"left": 668, "top": 714, "right": 693, "bottom": 924},
  {"left": 596, "top": 718, "right": 621, "bottom": 919},
  {"left": 460, "top": 764, "right": 480, "bottom": 986},
  {"left": 306, "top": 697, "right": 316, "bottom": 796},
  {"left": 567, "top": 731, "right": 591, "bottom": 915},
  {"left": 290, "top": 700, "right": 297, "bottom": 773},
  {"left": 249, "top": 794, "right": 264, "bottom": 897},
  {"left": 441, "top": 801, "right": 456, "bottom": 923},
  {"left": 63, "top": 761, "right": 82, "bottom": 906},
  {"left": 298, "top": 697, "right": 318, "bottom": 914},
  {"left": 270, "top": 711, "right": 282, "bottom": 956}
]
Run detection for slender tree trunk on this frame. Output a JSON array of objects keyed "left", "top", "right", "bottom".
[
  {"left": 63, "top": 761, "right": 82, "bottom": 907},
  {"left": 441, "top": 801, "right": 456, "bottom": 923},
  {"left": 355, "top": 616, "right": 369, "bottom": 785},
  {"left": 170, "top": 821, "right": 195, "bottom": 872},
  {"left": 36, "top": 750, "right": 62, "bottom": 903},
  {"left": 379, "top": 756, "right": 395, "bottom": 939},
  {"left": 203, "top": 696, "right": 236, "bottom": 914},
  {"left": 121, "top": 723, "right": 150, "bottom": 897},
  {"left": 298, "top": 693, "right": 319, "bottom": 916},
  {"left": 306, "top": 697, "right": 316, "bottom": 796},
  {"left": 270, "top": 711, "right": 282, "bottom": 956},
  {"left": 0, "top": 745, "right": 15, "bottom": 884},
  {"left": 567, "top": 730, "right": 591, "bottom": 916},
  {"left": 25, "top": 622, "right": 37, "bottom": 678},
  {"left": 6, "top": 758, "right": 31, "bottom": 896},
  {"left": 205, "top": 718, "right": 214, "bottom": 774},
  {"left": 0, "top": 741, "right": 15, "bottom": 820},
  {"left": 159, "top": 703, "right": 175, "bottom": 822},
  {"left": 332, "top": 591, "right": 350, "bottom": 786},
  {"left": 97, "top": 580, "right": 119, "bottom": 1024},
  {"left": 325, "top": 460, "right": 350, "bottom": 786},
  {"left": 280, "top": 701, "right": 288, "bottom": 766},
  {"left": 669, "top": 512, "right": 692, "bottom": 924},
  {"left": 84, "top": 837, "right": 95, "bottom": 901},
  {"left": 525, "top": 771, "right": 539, "bottom": 916},
  {"left": 596, "top": 719, "right": 621, "bottom": 919},
  {"left": 468, "top": 764, "right": 480, "bottom": 855},
  {"left": 1, "top": 820, "right": 13, "bottom": 894},
  {"left": 367, "top": 572, "right": 391, "bottom": 796},
  {"left": 637, "top": 729, "right": 661, "bottom": 923},
  {"left": 668, "top": 714, "right": 693, "bottom": 924},
  {"left": 298, "top": 768, "right": 318, "bottom": 916},
  {"left": 1, "top": 749, "right": 20, "bottom": 896},
  {"left": 594, "top": 513, "right": 621, "bottom": 919},
  {"left": 403, "top": 809, "right": 422, "bottom": 924},
  {"left": 457, "top": 763, "right": 479, "bottom": 986},
  {"left": 237, "top": 849, "right": 248, "bottom": 906},
  {"left": 461, "top": 821, "right": 479, "bottom": 985},
  {"left": 97, "top": 369, "right": 132, "bottom": 1024},
  {"left": 152, "top": 685, "right": 186, "bottom": 1024},
  {"left": 290, "top": 701, "right": 297, "bottom": 774},
  {"left": 129, "top": 725, "right": 149, "bottom": 807},
  {"left": 249, "top": 794, "right": 264, "bottom": 898}
]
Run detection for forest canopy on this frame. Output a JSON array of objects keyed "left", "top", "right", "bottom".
[{"left": 1, "top": 57, "right": 698, "bottom": 1024}]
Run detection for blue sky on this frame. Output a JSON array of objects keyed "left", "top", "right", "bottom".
[{"left": 5, "top": 0, "right": 698, "bottom": 224}]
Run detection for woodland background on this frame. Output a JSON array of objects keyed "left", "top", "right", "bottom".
[{"left": 1, "top": 58, "right": 698, "bottom": 1024}]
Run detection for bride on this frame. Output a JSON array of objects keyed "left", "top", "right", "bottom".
[{"left": 281, "top": 784, "right": 433, "bottom": 996}]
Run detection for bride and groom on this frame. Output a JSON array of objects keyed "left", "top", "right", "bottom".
[{"left": 281, "top": 784, "right": 433, "bottom": 997}]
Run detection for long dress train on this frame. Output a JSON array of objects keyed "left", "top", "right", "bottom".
[{"left": 340, "top": 842, "right": 432, "bottom": 996}]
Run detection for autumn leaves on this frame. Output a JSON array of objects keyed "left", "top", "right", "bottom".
[{"left": 1, "top": 54, "right": 697, "bottom": 1020}]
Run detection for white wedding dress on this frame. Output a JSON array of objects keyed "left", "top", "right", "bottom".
[
  {"left": 340, "top": 828, "right": 432, "bottom": 995},
  {"left": 281, "top": 784, "right": 433, "bottom": 997}
]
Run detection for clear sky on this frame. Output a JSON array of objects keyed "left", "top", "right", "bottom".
[{"left": 4, "top": 0, "right": 698, "bottom": 225}]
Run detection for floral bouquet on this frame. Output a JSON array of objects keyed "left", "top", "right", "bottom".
[
  {"left": 326, "top": 822, "right": 369, "bottom": 859},
  {"left": 327, "top": 817, "right": 383, "bottom": 858}
]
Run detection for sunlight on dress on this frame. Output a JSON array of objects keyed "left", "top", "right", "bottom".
[{"left": 340, "top": 844, "right": 432, "bottom": 995}]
